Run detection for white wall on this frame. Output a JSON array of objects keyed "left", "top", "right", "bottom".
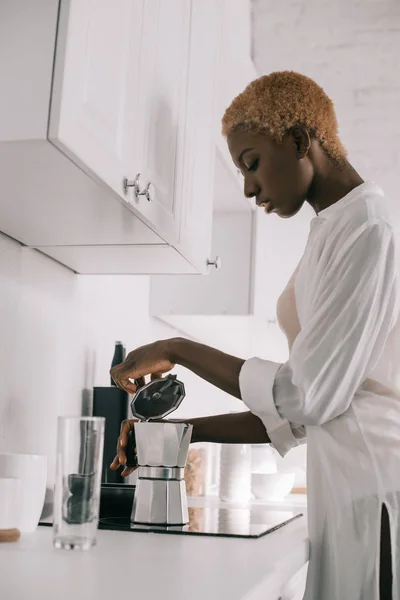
[
  {"left": 78, "top": 275, "right": 241, "bottom": 420},
  {"left": 0, "top": 232, "right": 240, "bottom": 487},
  {"left": 0, "top": 233, "right": 89, "bottom": 483}
]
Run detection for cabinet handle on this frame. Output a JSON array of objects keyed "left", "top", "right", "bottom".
[
  {"left": 123, "top": 173, "right": 141, "bottom": 196},
  {"left": 137, "top": 182, "right": 155, "bottom": 202},
  {"left": 207, "top": 256, "right": 222, "bottom": 270},
  {"left": 123, "top": 174, "right": 154, "bottom": 202}
]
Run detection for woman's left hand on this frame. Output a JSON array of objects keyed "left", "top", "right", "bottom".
[{"left": 110, "top": 419, "right": 138, "bottom": 477}]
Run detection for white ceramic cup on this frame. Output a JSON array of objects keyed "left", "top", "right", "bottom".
[
  {"left": 0, "top": 477, "right": 22, "bottom": 529},
  {"left": 0, "top": 454, "right": 47, "bottom": 533}
]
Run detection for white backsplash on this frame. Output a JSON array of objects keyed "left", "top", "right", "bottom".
[{"left": 0, "top": 233, "right": 88, "bottom": 482}]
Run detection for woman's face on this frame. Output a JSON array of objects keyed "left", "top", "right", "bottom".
[{"left": 227, "top": 128, "right": 314, "bottom": 218}]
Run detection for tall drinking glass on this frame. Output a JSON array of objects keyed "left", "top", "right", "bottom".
[{"left": 53, "top": 416, "right": 105, "bottom": 550}]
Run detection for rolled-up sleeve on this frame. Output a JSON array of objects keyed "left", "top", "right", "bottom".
[
  {"left": 240, "top": 220, "right": 398, "bottom": 456},
  {"left": 239, "top": 358, "right": 306, "bottom": 457}
]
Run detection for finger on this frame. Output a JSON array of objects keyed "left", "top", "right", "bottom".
[
  {"left": 150, "top": 371, "right": 164, "bottom": 381},
  {"left": 110, "top": 365, "right": 136, "bottom": 390},
  {"left": 110, "top": 455, "right": 120, "bottom": 471},
  {"left": 111, "top": 361, "right": 138, "bottom": 379},
  {"left": 120, "top": 420, "right": 135, "bottom": 449},
  {"left": 133, "top": 376, "right": 146, "bottom": 388},
  {"left": 118, "top": 421, "right": 136, "bottom": 465},
  {"left": 110, "top": 361, "right": 128, "bottom": 374},
  {"left": 114, "top": 437, "right": 126, "bottom": 466},
  {"left": 116, "top": 378, "right": 139, "bottom": 394},
  {"left": 121, "top": 466, "right": 136, "bottom": 477},
  {"left": 111, "top": 358, "right": 149, "bottom": 387},
  {"left": 110, "top": 366, "right": 123, "bottom": 385},
  {"left": 124, "top": 381, "right": 140, "bottom": 394},
  {"left": 117, "top": 442, "right": 127, "bottom": 467}
]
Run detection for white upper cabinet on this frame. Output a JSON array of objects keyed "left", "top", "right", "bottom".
[
  {"left": 126, "top": 0, "right": 191, "bottom": 245},
  {"left": 49, "top": 0, "right": 189, "bottom": 246},
  {"left": 49, "top": 0, "right": 142, "bottom": 204},
  {"left": 176, "top": 0, "right": 221, "bottom": 273},
  {"left": 0, "top": 0, "right": 221, "bottom": 273}
]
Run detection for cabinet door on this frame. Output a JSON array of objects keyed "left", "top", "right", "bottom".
[
  {"left": 49, "top": 0, "right": 143, "bottom": 200},
  {"left": 150, "top": 208, "right": 254, "bottom": 316},
  {"left": 176, "top": 0, "right": 222, "bottom": 273},
  {"left": 126, "top": 0, "right": 191, "bottom": 245}
]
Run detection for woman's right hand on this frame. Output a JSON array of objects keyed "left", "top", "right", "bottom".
[
  {"left": 110, "top": 339, "right": 176, "bottom": 394},
  {"left": 110, "top": 419, "right": 138, "bottom": 477}
]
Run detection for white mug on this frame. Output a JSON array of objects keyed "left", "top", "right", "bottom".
[
  {"left": 0, "top": 454, "right": 47, "bottom": 533},
  {"left": 0, "top": 478, "right": 22, "bottom": 529}
]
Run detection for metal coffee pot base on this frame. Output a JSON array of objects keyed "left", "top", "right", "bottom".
[
  {"left": 131, "top": 474, "right": 189, "bottom": 526},
  {"left": 130, "top": 421, "right": 193, "bottom": 527}
]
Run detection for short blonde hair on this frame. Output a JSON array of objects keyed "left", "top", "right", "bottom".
[{"left": 222, "top": 71, "right": 347, "bottom": 162}]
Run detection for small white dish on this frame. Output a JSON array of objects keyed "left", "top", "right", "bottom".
[{"left": 251, "top": 471, "right": 295, "bottom": 501}]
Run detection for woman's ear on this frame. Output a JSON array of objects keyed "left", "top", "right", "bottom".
[{"left": 290, "top": 126, "right": 311, "bottom": 159}]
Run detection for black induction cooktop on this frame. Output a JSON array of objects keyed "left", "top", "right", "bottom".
[{"left": 98, "top": 507, "right": 303, "bottom": 539}]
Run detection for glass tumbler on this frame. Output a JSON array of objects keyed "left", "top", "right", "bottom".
[{"left": 53, "top": 416, "right": 105, "bottom": 551}]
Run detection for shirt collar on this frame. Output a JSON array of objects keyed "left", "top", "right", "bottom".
[{"left": 311, "top": 181, "right": 383, "bottom": 226}]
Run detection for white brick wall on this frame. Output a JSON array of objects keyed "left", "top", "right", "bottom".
[{"left": 252, "top": 0, "right": 400, "bottom": 221}]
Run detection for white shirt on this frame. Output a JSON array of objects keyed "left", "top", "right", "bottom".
[{"left": 239, "top": 181, "right": 400, "bottom": 600}]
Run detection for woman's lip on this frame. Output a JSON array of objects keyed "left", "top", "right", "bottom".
[{"left": 264, "top": 201, "right": 274, "bottom": 214}]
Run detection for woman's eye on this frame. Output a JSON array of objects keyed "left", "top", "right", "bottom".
[{"left": 246, "top": 159, "right": 259, "bottom": 172}]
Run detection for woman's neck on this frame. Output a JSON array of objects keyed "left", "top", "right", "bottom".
[{"left": 307, "top": 152, "right": 364, "bottom": 214}]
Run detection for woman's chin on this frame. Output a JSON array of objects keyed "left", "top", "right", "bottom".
[{"left": 278, "top": 201, "right": 304, "bottom": 219}]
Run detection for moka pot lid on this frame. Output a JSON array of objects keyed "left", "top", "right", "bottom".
[{"left": 130, "top": 374, "right": 186, "bottom": 421}]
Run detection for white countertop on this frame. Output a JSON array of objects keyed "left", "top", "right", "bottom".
[{"left": 0, "top": 496, "right": 309, "bottom": 600}]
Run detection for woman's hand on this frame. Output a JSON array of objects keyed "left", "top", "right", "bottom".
[
  {"left": 110, "top": 419, "right": 139, "bottom": 477},
  {"left": 110, "top": 339, "right": 176, "bottom": 394}
]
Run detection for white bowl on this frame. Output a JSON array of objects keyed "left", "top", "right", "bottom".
[
  {"left": 0, "top": 478, "right": 21, "bottom": 529},
  {"left": 0, "top": 453, "right": 47, "bottom": 533},
  {"left": 251, "top": 472, "right": 295, "bottom": 501}
]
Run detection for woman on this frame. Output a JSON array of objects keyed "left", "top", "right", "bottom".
[{"left": 110, "top": 71, "right": 399, "bottom": 600}]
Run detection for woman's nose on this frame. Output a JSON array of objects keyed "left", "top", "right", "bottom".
[{"left": 244, "top": 176, "right": 260, "bottom": 199}]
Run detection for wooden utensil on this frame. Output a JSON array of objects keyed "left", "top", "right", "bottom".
[
  {"left": 291, "top": 486, "right": 307, "bottom": 495},
  {"left": 0, "top": 528, "right": 20, "bottom": 542}
]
